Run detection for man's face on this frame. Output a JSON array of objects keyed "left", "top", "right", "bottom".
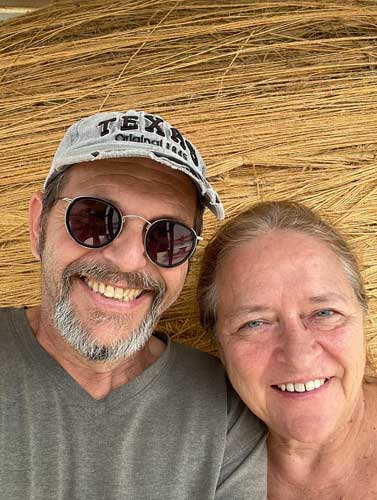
[{"left": 30, "top": 158, "right": 197, "bottom": 361}]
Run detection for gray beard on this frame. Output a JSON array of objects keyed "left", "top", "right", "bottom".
[{"left": 51, "top": 262, "right": 166, "bottom": 362}]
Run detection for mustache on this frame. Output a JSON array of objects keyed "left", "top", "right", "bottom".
[{"left": 60, "top": 260, "right": 166, "bottom": 300}]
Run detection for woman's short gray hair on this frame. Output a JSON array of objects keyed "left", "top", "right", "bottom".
[{"left": 197, "top": 200, "right": 368, "bottom": 334}]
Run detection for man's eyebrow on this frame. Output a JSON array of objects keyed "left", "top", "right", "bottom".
[{"left": 151, "top": 213, "right": 188, "bottom": 223}]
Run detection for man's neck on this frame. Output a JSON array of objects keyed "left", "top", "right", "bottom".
[{"left": 25, "top": 305, "right": 166, "bottom": 400}]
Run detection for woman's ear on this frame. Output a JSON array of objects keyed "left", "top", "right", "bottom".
[{"left": 29, "top": 191, "right": 44, "bottom": 260}]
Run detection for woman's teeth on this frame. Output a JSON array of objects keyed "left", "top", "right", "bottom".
[
  {"left": 85, "top": 278, "right": 143, "bottom": 302},
  {"left": 276, "top": 378, "right": 328, "bottom": 393}
]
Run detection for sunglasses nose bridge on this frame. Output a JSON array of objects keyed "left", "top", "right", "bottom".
[
  {"left": 117, "top": 214, "right": 152, "bottom": 249},
  {"left": 122, "top": 214, "right": 151, "bottom": 226},
  {"left": 120, "top": 214, "right": 152, "bottom": 239}
]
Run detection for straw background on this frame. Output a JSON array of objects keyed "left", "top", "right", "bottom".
[{"left": 1, "top": 0, "right": 377, "bottom": 371}]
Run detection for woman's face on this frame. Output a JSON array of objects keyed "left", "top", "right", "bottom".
[{"left": 215, "top": 229, "right": 366, "bottom": 444}]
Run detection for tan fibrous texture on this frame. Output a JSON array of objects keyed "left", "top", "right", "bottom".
[{"left": 1, "top": 0, "right": 377, "bottom": 368}]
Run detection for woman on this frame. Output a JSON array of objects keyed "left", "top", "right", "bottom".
[{"left": 198, "top": 201, "right": 377, "bottom": 499}]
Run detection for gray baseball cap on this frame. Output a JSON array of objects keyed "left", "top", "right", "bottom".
[{"left": 46, "top": 110, "right": 224, "bottom": 220}]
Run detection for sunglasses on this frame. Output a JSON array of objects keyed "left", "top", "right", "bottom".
[{"left": 60, "top": 196, "right": 202, "bottom": 268}]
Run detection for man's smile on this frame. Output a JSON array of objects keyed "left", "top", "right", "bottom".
[{"left": 84, "top": 276, "right": 145, "bottom": 302}]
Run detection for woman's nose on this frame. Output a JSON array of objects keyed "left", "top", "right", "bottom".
[{"left": 275, "top": 316, "right": 322, "bottom": 369}]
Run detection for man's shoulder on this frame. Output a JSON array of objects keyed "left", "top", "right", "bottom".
[
  {"left": 0, "top": 306, "right": 22, "bottom": 333},
  {"left": 169, "top": 336, "right": 224, "bottom": 376},
  {"left": 0, "top": 307, "right": 29, "bottom": 369},
  {"left": 164, "top": 340, "right": 267, "bottom": 495},
  {"left": 0, "top": 306, "right": 17, "bottom": 315},
  {"left": 171, "top": 337, "right": 220, "bottom": 360},
  {"left": 166, "top": 337, "right": 263, "bottom": 424},
  {"left": 156, "top": 336, "right": 227, "bottom": 405}
]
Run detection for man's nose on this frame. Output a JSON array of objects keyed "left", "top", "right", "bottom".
[
  {"left": 100, "top": 219, "right": 149, "bottom": 272},
  {"left": 275, "top": 315, "right": 322, "bottom": 368}
]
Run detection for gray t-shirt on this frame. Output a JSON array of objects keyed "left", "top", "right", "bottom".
[{"left": 0, "top": 307, "right": 267, "bottom": 500}]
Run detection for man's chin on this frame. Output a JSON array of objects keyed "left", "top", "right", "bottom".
[
  {"left": 67, "top": 327, "right": 153, "bottom": 363},
  {"left": 54, "top": 298, "right": 156, "bottom": 362}
]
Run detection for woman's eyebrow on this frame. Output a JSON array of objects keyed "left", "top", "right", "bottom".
[
  {"left": 225, "top": 305, "right": 273, "bottom": 320},
  {"left": 308, "top": 293, "right": 347, "bottom": 304}
]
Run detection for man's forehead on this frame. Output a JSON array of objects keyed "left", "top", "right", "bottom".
[
  {"left": 61, "top": 158, "right": 198, "bottom": 220},
  {"left": 63, "top": 157, "right": 197, "bottom": 191}
]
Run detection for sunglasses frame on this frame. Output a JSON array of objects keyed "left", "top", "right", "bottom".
[{"left": 59, "top": 196, "right": 203, "bottom": 268}]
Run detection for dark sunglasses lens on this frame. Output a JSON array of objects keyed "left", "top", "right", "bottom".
[
  {"left": 67, "top": 198, "right": 121, "bottom": 248},
  {"left": 146, "top": 220, "right": 196, "bottom": 267}
]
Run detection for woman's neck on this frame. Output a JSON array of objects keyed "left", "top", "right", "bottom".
[{"left": 268, "top": 387, "right": 371, "bottom": 499}]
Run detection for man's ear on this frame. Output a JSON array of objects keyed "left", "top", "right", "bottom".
[{"left": 29, "top": 191, "right": 44, "bottom": 260}]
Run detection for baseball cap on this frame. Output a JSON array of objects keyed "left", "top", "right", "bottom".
[{"left": 45, "top": 110, "right": 224, "bottom": 220}]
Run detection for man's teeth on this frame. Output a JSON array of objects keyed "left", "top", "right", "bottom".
[
  {"left": 277, "top": 378, "right": 327, "bottom": 393},
  {"left": 85, "top": 279, "right": 143, "bottom": 302}
]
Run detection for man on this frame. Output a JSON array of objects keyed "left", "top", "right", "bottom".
[{"left": 0, "top": 110, "right": 266, "bottom": 499}]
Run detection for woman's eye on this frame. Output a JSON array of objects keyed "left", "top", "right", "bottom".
[
  {"left": 310, "top": 309, "right": 343, "bottom": 330},
  {"left": 315, "top": 309, "right": 335, "bottom": 318},
  {"left": 236, "top": 319, "right": 275, "bottom": 337},
  {"left": 242, "top": 320, "right": 265, "bottom": 330}
]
